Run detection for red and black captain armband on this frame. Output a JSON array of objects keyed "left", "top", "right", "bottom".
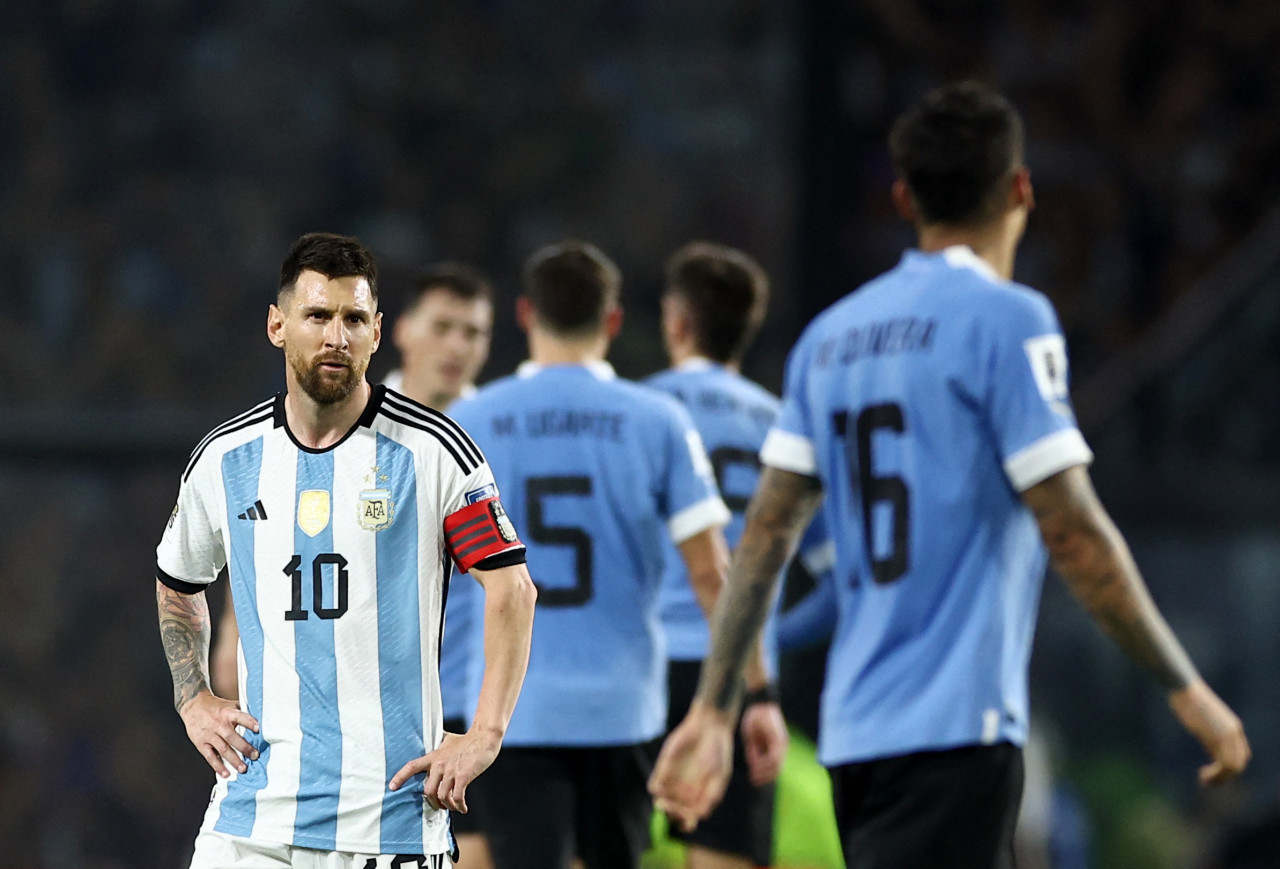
[{"left": 444, "top": 497, "right": 526, "bottom": 573}]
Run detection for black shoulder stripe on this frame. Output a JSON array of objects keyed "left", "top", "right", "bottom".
[
  {"left": 182, "top": 410, "right": 274, "bottom": 481},
  {"left": 383, "top": 392, "right": 483, "bottom": 467},
  {"left": 379, "top": 407, "right": 476, "bottom": 473},
  {"left": 187, "top": 397, "right": 276, "bottom": 463}
]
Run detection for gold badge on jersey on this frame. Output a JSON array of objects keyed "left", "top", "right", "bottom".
[
  {"left": 359, "top": 488, "right": 395, "bottom": 532},
  {"left": 297, "top": 490, "right": 331, "bottom": 537}
]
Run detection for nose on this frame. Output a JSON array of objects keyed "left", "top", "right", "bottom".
[{"left": 324, "top": 316, "right": 349, "bottom": 350}]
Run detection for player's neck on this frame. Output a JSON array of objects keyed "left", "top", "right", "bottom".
[
  {"left": 527, "top": 327, "right": 609, "bottom": 367},
  {"left": 284, "top": 379, "right": 372, "bottom": 449},
  {"left": 916, "top": 220, "right": 1018, "bottom": 280},
  {"left": 398, "top": 369, "right": 460, "bottom": 412},
  {"left": 668, "top": 344, "right": 739, "bottom": 373}
]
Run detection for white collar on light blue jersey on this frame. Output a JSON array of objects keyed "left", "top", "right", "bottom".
[
  {"left": 516, "top": 360, "right": 617, "bottom": 381},
  {"left": 674, "top": 356, "right": 720, "bottom": 373},
  {"left": 938, "top": 244, "right": 1004, "bottom": 283}
]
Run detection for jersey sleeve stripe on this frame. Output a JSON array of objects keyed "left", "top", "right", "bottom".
[
  {"left": 759, "top": 428, "right": 819, "bottom": 477},
  {"left": 183, "top": 410, "right": 275, "bottom": 481},
  {"left": 1003, "top": 427, "right": 1094, "bottom": 492},
  {"left": 383, "top": 393, "right": 483, "bottom": 467},
  {"left": 667, "top": 496, "right": 732, "bottom": 544},
  {"left": 378, "top": 408, "right": 477, "bottom": 473},
  {"left": 156, "top": 564, "right": 208, "bottom": 595},
  {"left": 184, "top": 397, "right": 275, "bottom": 466}
]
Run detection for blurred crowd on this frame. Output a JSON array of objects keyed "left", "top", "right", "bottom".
[{"left": 4, "top": 0, "right": 1280, "bottom": 866}]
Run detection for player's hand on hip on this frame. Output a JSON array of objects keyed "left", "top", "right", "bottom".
[
  {"left": 178, "top": 690, "right": 261, "bottom": 779},
  {"left": 389, "top": 728, "right": 501, "bottom": 812},
  {"left": 740, "top": 701, "right": 788, "bottom": 786},
  {"left": 648, "top": 700, "right": 734, "bottom": 833},
  {"left": 1168, "top": 679, "right": 1250, "bottom": 785}
]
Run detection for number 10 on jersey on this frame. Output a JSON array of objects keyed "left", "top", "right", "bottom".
[{"left": 833, "top": 403, "right": 910, "bottom": 585}]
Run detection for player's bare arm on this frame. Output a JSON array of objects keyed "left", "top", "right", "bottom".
[
  {"left": 698, "top": 467, "right": 823, "bottom": 712},
  {"left": 390, "top": 561, "right": 537, "bottom": 810},
  {"left": 1023, "top": 465, "right": 1250, "bottom": 784},
  {"left": 650, "top": 467, "right": 822, "bottom": 828},
  {"left": 679, "top": 525, "right": 789, "bottom": 786},
  {"left": 156, "top": 580, "right": 260, "bottom": 778}
]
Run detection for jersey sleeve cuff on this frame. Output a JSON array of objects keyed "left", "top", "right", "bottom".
[
  {"left": 156, "top": 565, "right": 209, "bottom": 595},
  {"left": 667, "top": 496, "right": 732, "bottom": 545},
  {"left": 471, "top": 547, "right": 528, "bottom": 571},
  {"left": 800, "top": 539, "right": 837, "bottom": 576},
  {"left": 1004, "top": 428, "right": 1094, "bottom": 492},
  {"left": 760, "top": 429, "right": 818, "bottom": 476}
]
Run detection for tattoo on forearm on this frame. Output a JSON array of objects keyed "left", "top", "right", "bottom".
[
  {"left": 157, "top": 585, "right": 212, "bottom": 711},
  {"left": 1038, "top": 482, "right": 1198, "bottom": 692},
  {"left": 697, "top": 469, "right": 823, "bottom": 712}
]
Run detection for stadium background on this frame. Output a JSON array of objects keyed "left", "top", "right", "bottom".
[{"left": 2, "top": 1, "right": 1279, "bottom": 866}]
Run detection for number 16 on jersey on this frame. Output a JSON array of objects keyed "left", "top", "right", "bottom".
[{"left": 833, "top": 403, "right": 910, "bottom": 586}]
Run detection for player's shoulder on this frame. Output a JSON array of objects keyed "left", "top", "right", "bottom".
[
  {"left": 182, "top": 394, "right": 279, "bottom": 482},
  {"left": 609, "top": 375, "right": 692, "bottom": 419}
]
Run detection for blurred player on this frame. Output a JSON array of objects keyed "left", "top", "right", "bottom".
[
  {"left": 449, "top": 241, "right": 785, "bottom": 869},
  {"left": 156, "top": 232, "right": 536, "bottom": 868},
  {"left": 650, "top": 82, "right": 1250, "bottom": 869},
  {"left": 647, "top": 241, "right": 833, "bottom": 869}
]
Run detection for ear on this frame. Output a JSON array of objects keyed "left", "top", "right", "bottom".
[
  {"left": 1011, "top": 167, "right": 1034, "bottom": 213},
  {"left": 516, "top": 296, "right": 533, "bottom": 333},
  {"left": 605, "top": 305, "right": 623, "bottom": 340},
  {"left": 891, "top": 180, "right": 917, "bottom": 223},
  {"left": 267, "top": 304, "right": 287, "bottom": 349},
  {"left": 371, "top": 310, "right": 383, "bottom": 354}
]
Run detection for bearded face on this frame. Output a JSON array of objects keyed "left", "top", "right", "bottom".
[
  {"left": 289, "top": 346, "right": 370, "bottom": 404},
  {"left": 270, "top": 271, "right": 381, "bottom": 406}
]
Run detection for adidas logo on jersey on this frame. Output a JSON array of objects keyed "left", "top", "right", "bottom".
[{"left": 237, "top": 499, "right": 269, "bottom": 521}]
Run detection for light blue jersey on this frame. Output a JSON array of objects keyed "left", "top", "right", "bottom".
[
  {"left": 449, "top": 361, "right": 730, "bottom": 746},
  {"left": 646, "top": 360, "right": 834, "bottom": 671},
  {"left": 760, "top": 246, "right": 1093, "bottom": 767}
]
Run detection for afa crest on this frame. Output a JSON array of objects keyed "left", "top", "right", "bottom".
[{"left": 359, "top": 489, "right": 395, "bottom": 532}]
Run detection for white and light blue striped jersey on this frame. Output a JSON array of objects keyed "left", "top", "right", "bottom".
[
  {"left": 449, "top": 361, "right": 730, "bottom": 745},
  {"left": 156, "top": 385, "right": 516, "bottom": 855},
  {"left": 645, "top": 359, "right": 835, "bottom": 672},
  {"left": 760, "top": 246, "right": 1093, "bottom": 767}
]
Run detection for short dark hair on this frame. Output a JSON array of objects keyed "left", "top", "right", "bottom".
[
  {"left": 665, "top": 241, "right": 769, "bottom": 364},
  {"left": 407, "top": 263, "right": 493, "bottom": 312},
  {"left": 523, "top": 240, "right": 621, "bottom": 336},
  {"left": 888, "top": 81, "right": 1024, "bottom": 226},
  {"left": 279, "top": 232, "right": 379, "bottom": 302}
]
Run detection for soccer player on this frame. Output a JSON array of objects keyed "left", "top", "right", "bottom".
[
  {"left": 155, "top": 233, "right": 536, "bottom": 868},
  {"left": 650, "top": 82, "right": 1251, "bottom": 869},
  {"left": 646, "top": 241, "right": 832, "bottom": 869},
  {"left": 209, "top": 261, "right": 498, "bottom": 867},
  {"left": 448, "top": 240, "right": 786, "bottom": 869}
]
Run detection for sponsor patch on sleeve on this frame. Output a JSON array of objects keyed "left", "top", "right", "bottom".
[
  {"left": 1023, "top": 334, "right": 1069, "bottom": 402},
  {"left": 465, "top": 483, "right": 498, "bottom": 504}
]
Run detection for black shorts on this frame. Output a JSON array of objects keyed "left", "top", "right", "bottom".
[
  {"left": 443, "top": 715, "right": 484, "bottom": 838},
  {"left": 829, "top": 742, "right": 1024, "bottom": 869},
  {"left": 466, "top": 740, "right": 660, "bottom": 869},
  {"left": 665, "top": 659, "right": 774, "bottom": 865}
]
